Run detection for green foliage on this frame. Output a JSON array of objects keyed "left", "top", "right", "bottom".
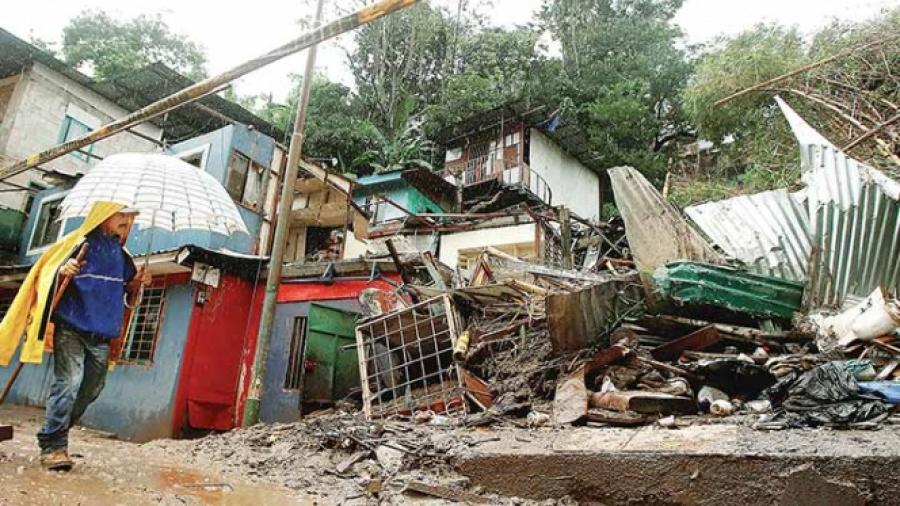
[
  {"left": 347, "top": 2, "right": 458, "bottom": 136},
  {"left": 353, "top": 124, "right": 435, "bottom": 174},
  {"left": 424, "top": 27, "right": 545, "bottom": 132},
  {"left": 538, "top": 0, "right": 693, "bottom": 180},
  {"left": 60, "top": 10, "right": 207, "bottom": 80},
  {"left": 683, "top": 24, "right": 806, "bottom": 142},
  {"left": 678, "top": 9, "right": 900, "bottom": 206}
]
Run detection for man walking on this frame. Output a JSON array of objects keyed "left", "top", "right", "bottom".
[
  {"left": 0, "top": 202, "right": 150, "bottom": 472},
  {"left": 36, "top": 208, "right": 151, "bottom": 470}
]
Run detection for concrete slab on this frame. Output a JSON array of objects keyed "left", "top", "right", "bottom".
[{"left": 455, "top": 420, "right": 900, "bottom": 504}]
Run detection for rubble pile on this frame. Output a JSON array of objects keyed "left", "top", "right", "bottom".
[
  {"left": 351, "top": 225, "right": 900, "bottom": 433},
  {"left": 159, "top": 408, "right": 520, "bottom": 504}
]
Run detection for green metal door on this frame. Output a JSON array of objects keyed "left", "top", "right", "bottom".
[{"left": 302, "top": 304, "right": 360, "bottom": 403}]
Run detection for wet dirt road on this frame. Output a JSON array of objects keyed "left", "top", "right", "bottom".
[{"left": 0, "top": 405, "right": 311, "bottom": 505}]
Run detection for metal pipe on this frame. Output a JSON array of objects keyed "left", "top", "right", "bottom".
[{"left": 0, "top": 0, "right": 419, "bottom": 182}]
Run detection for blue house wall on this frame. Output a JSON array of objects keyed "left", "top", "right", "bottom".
[
  {"left": 259, "top": 299, "right": 359, "bottom": 424},
  {"left": 18, "top": 123, "right": 279, "bottom": 265},
  {"left": 0, "top": 281, "right": 194, "bottom": 442}
]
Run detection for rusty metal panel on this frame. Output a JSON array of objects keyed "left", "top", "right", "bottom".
[
  {"left": 685, "top": 189, "right": 812, "bottom": 281},
  {"left": 777, "top": 97, "right": 900, "bottom": 307},
  {"left": 546, "top": 271, "right": 642, "bottom": 353},
  {"left": 608, "top": 166, "right": 722, "bottom": 275}
]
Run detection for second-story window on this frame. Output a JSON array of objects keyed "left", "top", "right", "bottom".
[
  {"left": 243, "top": 161, "right": 264, "bottom": 209},
  {"left": 445, "top": 147, "right": 463, "bottom": 162},
  {"left": 226, "top": 151, "right": 266, "bottom": 209},
  {"left": 225, "top": 151, "right": 250, "bottom": 202},
  {"left": 29, "top": 195, "right": 65, "bottom": 252},
  {"left": 58, "top": 115, "right": 94, "bottom": 162}
]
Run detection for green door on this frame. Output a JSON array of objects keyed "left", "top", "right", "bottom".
[{"left": 302, "top": 304, "right": 360, "bottom": 403}]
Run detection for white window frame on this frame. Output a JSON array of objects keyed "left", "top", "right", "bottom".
[
  {"left": 26, "top": 191, "right": 69, "bottom": 256},
  {"left": 445, "top": 147, "right": 463, "bottom": 162},
  {"left": 175, "top": 143, "right": 211, "bottom": 170}
]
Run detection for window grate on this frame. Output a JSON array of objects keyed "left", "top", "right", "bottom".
[
  {"left": 283, "top": 316, "right": 308, "bottom": 390},
  {"left": 356, "top": 295, "right": 466, "bottom": 419},
  {"left": 122, "top": 287, "right": 166, "bottom": 363}
]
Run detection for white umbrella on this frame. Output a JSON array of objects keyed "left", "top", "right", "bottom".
[{"left": 60, "top": 153, "right": 249, "bottom": 237}]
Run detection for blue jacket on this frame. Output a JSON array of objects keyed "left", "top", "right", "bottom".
[{"left": 54, "top": 230, "right": 136, "bottom": 338}]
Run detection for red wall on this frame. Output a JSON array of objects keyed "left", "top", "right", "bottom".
[
  {"left": 276, "top": 275, "right": 401, "bottom": 303},
  {"left": 172, "top": 273, "right": 264, "bottom": 434}
]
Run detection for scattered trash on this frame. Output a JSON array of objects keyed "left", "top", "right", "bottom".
[
  {"left": 527, "top": 411, "right": 551, "bottom": 427},
  {"left": 768, "top": 362, "right": 893, "bottom": 427},
  {"left": 858, "top": 382, "right": 900, "bottom": 404},
  {"left": 710, "top": 400, "right": 735, "bottom": 417},
  {"left": 657, "top": 415, "right": 677, "bottom": 428},
  {"left": 697, "top": 386, "right": 729, "bottom": 413}
]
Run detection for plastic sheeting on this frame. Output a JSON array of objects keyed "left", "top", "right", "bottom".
[{"left": 764, "top": 361, "right": 891, "bottom": 427}]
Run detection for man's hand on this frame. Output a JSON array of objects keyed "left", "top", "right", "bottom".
[
  {"left": 59, "top": 259, "right": 83, "bottom": 278},
  {"left": 135, "top": 266, "right": 152, "bottom": 286}
]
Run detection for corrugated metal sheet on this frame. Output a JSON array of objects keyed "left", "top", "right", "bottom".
[
  {"left": 608, "top": 166, "right": 722, "bottom": 275},
  {"left": 685, "top": 189, "right": 812, "bottom": 281},
  {"left": 687, "top": 98, "right": 900, "bottom": 308},
  {"left": 780, "top": 95, "right": 900, "bottom": 308}
]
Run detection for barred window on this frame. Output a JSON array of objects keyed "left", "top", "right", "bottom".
[
  {"left": 283, "top": 316, "right": 308, "bottom": 390},
  {"left": 121, "top": 287, "right": 166, "bottom": 363}
]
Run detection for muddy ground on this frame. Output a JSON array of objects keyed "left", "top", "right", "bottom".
[{"left": 0, "top": 405, "right": 310, "bottom": 505}]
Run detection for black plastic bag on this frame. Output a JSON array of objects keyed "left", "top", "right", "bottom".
[{"left": 769, "top": 361, "right": 891, "bottom": 427}]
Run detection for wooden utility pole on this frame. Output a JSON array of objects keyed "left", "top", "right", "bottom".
[
  {"left": 0, "top": 0, "right": 418, "bottom": 183},
  {"left": 559, "top": 206, "right": 573, "bottom": 269},
  {"left": 241, "top": 0, "right": 325, "bottom": 427}
]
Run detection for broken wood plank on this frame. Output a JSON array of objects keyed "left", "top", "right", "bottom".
[
  {"left": 590, "top": 391, "right": 696, "bottom": 415},
  {"left": 876, "top": 360, "right": 900, "bottom": 381},
  {"left": 460, "top": 368, "right": 494, "bottom": 410},
  {"left": 553, "top": 365, "right": 588, "bottom": 425},
  {"left": 585, "top": 408, "right": 648, "bottom": 426},
  {"left": 635, "top": 356, "right": 704, "bottom": 383},
  {"left": 547, "top": 273, "right": 642, "bottom": 353},
  {"left": 640, "top": 314, "right": 799, "bottom": 342},
  {"left": 335, "top": 451, "right": 369, "bottom": 474},
  {"left": 651, "top": 326, "right": 721, "bottom": 362},
  {"left": 404, "top": 481, "right": 491, "bottom": 504},
  {"left": 583, "top": 328, "right": 638, "bottom": 380}
]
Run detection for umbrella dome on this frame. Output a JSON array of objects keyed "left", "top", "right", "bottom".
[{"left": 60, "top": 153, "right": 249, "bottom": 236}]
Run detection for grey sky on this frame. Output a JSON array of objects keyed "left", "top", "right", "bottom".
[{"left": 3, "top": 0, "right": 897, "bottom": 102}]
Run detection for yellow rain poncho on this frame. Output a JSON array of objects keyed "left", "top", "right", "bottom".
[{"left": 0, "top": 201, "right": 125, "bottom": 366}]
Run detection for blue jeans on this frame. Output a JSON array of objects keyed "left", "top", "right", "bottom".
[{"left": 36, "top": 322, "right": 109, "bottom": 454}]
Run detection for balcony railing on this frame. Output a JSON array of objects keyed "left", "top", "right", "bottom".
[{"left": 441, "top": 155, "right": 552, "bottom": 206}]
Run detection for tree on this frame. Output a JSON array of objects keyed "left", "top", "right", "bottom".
[
  {"left": 679, "top": 10, "right": 900, "bottom": 205},
  {"left": 683, "top": 24, "right": 807, "bottom": 143},
  {"left": 60, "top": 10, "right": 207, "bottom": 80},
  {"left": 537, "top": 0, "right": 693, "bottom": 181},
  {"left": 425, "top": 26, "right": 546, "bottom": 132},
  {"left": 346, "top": 2, "right": 461, "bottom": 136}
]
